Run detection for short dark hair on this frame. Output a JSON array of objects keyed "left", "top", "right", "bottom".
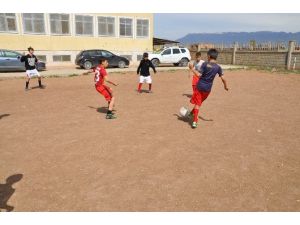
[
  {"left": 195, "top": 51, "right": 201, "bottom": 57},
  {"left": 99, "top": 57, "right": 107, "bottom": 64},
  {"left": 207, "top": 48, "right": 218, "bottom": 60},
  {"left": 143, "top": 52, "right": 148, "bottom": 58},
  {"left": 28, "top": 46, "right": 34, "bottom": 51}
]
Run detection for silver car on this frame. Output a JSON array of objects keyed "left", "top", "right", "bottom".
[{"left": 0, "top": 49, "right": 46, "bottom": 72}]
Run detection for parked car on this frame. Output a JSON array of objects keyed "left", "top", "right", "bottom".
[
  {"left": 148, "top": 47, "right": 191, "bottom": 67},
  {"left": 0, "top": 49, "right": 46, "bottom": 72},
  {"left": 75, "top": 49, "right": 130, "bottom": 69}
]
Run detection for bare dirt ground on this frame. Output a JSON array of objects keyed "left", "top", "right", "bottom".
[{"left": 0, "top": 70, "right": 299, "bottom": 211}]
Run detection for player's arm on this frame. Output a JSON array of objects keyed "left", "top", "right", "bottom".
[
  {"left": 220, "top": 75, "right": 229, "bottom": 91},
  {"left": 188, "top": 63, "right": 201, "bottom": 77},
  {"left": 137, "top": 61, "right": 142, "bottom": 75},
  {"left": 20, "top": 55, "right": 25, "bottom": 62},
  {"left": 104, "top": 76, "right": 118, "bottom": 86},
  {"left": 35, "top": 55, "right": 38, "bottom": 63},
  {"left": 150, "top": 61, "right": 157, "bottom": 73}
]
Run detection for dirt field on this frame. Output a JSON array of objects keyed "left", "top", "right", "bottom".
[{"left": 0, "top": 69, "right": 299, "bottom": 211}]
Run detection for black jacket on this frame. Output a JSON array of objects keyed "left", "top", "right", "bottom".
[
  {"left": 137, "top": 59, "right": 156, "bottom": 76},
  {"left": 20, "top": 54, "right": 38, "bottom": 70}
]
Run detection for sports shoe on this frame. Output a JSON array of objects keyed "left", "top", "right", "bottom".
[
  {"left": 25, "top": 87, "right": 29, "bottom": 91},
  {"left": 39, "top": 85, "right": 46, "bottom": 89},
  {"left": 192, "top": 121, "right": 198, "bottom": 128},
  {"left": 147, "top": 90, "right": 153, "bottom": 93},
  {"left": 106, "top": 113, "right": 117, "bottom": 119}
]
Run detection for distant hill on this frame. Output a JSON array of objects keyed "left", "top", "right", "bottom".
[{"left": 176, "top": 31, "right": 300, "bottom": 45}]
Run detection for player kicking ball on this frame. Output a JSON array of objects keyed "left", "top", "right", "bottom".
[
  {"left": 94, "top": 58, "right": 118, "bottom": 119},
  {"left": 20, "top": 46, "right": 45, "bottom": 91},
  {"left": 188, "top": 48, "right": 229, "bottom": 128}
]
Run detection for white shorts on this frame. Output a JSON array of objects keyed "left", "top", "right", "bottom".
[
  {"left": 139, "top": 75, "right": 152, "bottom": 84},
  {"left": 26, "top": 69, "right": 40, "bottom": 78}
]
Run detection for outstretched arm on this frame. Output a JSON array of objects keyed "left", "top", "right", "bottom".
[
  {"left": 137, "top": 61, "right": 142, "bottom": 74},
  {"left": 150, "top": 61, "right": 157, "bottom": 73},
  {"left": 220, "top": 75, "right": 229, "bottom": 91},
  {"left": 104, "top": 76, "right": 118, "bottom": 86}
]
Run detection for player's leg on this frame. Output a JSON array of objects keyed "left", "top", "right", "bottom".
[
  {"left": 35, "top": 70, "right": 44, "bottom": 88},
  {"left": 147, "top": 76, "right": 152, "bottom": 93},
  {"left": 25, "top": 71, "right": 31, "bottom": 90},
  {"left": 106, "top": 97, "right": 116, "bottom": 119},
  {"left": 138, "top": 76, "right": 144, "bottom": 92}
]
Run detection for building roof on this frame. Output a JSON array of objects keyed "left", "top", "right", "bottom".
[{"left": 153, "top": 37, "right": 180, "bottom": 45}]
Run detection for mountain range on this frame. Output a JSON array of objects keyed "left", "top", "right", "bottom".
[{"left": 176, "top": 31, "right": 300, "bottom": 45}]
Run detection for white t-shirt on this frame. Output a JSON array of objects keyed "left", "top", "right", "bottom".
[{"left": 194, "top": 60, "right": 205, "bottom": 72}]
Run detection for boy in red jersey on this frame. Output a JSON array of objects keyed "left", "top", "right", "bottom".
[{"left": 94, "top": 58, "right": 118, "bottom": 119}]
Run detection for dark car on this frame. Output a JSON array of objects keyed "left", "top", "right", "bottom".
[
  {"left": 0, "top": 49, "right": 46, "bottom": 72},
  {"left": 75, "top": 49, "right": 130, "bottom": 69}
]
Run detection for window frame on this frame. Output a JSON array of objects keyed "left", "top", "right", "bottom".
[
  {"left": 22, "top": 13, "right": 46, "bottom": 35},
  {"left": 0, "top": 13, "right": 18, "bottom": 33},
  {"left": 119, "top": 17, "right": 133, "bottom": 38},
  {"left": 97, "top": 16, "right": 116, "bottom": 37},
  {"left": 136, "top": 18, "right": 150, "bottom": 38},
  {"left": 74, "top": 14, "right": 94, "bottom": 37},
  {"left": 49, "top": 13, "right": 71, "bottom": 36}
]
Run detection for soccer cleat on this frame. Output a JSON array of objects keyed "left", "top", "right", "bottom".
[
  {"left": 147, "top": 90, "right": 153, "bottom": 93},
  {"left": 192, "top": 121, "right": 198, "bottom": 128},
  {"left": 25, "top": 88, "right": 29, "bottom": 91},
  {"left": 39, "top": 85, "right": 46, "bottom": 89},
  {"left": 106, "top": 113, "right": 117, "bottom": 119}
]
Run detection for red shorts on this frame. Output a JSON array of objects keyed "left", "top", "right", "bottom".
[
  {"left": 95, "top": 84, "right": 112, "bottom": 102},
  {"left": 190, "top": 89, "right": 210, "bottom": 106}
]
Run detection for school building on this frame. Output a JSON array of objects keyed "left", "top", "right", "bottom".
[{"left": 0, "top": 13, "right": 153, "bottom": 65}]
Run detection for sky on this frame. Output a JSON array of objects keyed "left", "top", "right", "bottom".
[{"left": 154, "top": 14, "right": 300, "bottom": 40}]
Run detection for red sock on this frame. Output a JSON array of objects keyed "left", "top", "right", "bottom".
[
  {"left": 138, "top": 83, "right": 142, "bottom": 91},
  {"left": 149, "top": 83, "right": 152, "bottom": 91},
  {"left": 193, "top": 109, "right": 199, "bottom": 122}
]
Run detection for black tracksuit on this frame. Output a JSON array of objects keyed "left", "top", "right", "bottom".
[{"left": 137, "top": 59, "right": 156, "bottom": 76}]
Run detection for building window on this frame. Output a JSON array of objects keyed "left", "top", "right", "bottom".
[
  {"left": 75, "top": 15, "right": 93, "bottom": 36},
  {"left": 136, "top": 19, "right": 149, "bottom": 38},
  {"left": 98, "top": 16, "right": 115, "bottom": 36},
  {"left": 50, "top": 14, "right": 70, "bottom": 35},
  {"left": 119, "top": 18, "right": 132, "bottom": 37},
  {"left": 53, "top": 55, "right": 71, "bottom": 62},
  {"left": 23, "top": 13, "right": 45, "bottom": 34},
  {"left": 36, "top": 55, "right": 47, "bottom": 62},
  {"left": 0, "top": 13, "right": 17, "bottom": 32}
]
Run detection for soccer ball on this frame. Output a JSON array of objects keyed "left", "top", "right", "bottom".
[{"left": 179, "top": 106, "right": 190, "bottom": 117}]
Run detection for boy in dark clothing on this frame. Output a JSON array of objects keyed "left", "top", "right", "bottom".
[
  {"left": 137, "top": 52, "right": 157, "bottom": 93},
  {"left": 20, "top": 46, "right": 44, "bottom": 90}
]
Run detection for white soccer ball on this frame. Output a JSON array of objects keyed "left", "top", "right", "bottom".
[{"left": 179, "top": 106, "right": 189, "bottom": 117}]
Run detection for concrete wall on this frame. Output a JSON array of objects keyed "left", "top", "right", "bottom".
[{"left": 190, "top": 46, "right": 300, "bottom": 69}]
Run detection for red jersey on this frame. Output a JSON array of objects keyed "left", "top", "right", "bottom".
[{"left": 94, "top": 65, "right": 107, "bottom": 86}]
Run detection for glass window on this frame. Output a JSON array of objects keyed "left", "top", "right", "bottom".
[
  {"left": 4, "top": 51, "right": 19, "bottom": 58},
  {"left": 75, "top": 15, "right": 93, "bottom": 36},
  {"left": 23, "top": 13, "right": 45, "bottom": 34},
  {"left": 162, "top": 49, "right": 171, "bottom": 55},
  {"left": 119, "top": 18, "right": 132, "bottom": 37},
  {"left": 53, "top": 55, "right": 71, "bottom": 62},
  {"left": 0, "top": 13, "right": 17, "bottom": 32},
  {"left": 98, "top": 17, "right": 115, "bottom": 36},
  {"left": 50, "top": 14, "right": 70, "bottom": 35},
  {"left": 136, "top": 19, "right": 149, "bottom": 37},
  {"left": 180, "top": 48, "right": 186, "bottom": 53},
  {"left": 101, "top": 51, "right": 113, "bottom": 57},
  {"left": 173, "top": 49, "right": 181, "bottom": 54}
]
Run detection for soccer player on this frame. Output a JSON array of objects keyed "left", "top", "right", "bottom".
[{"left": 137, "top": 52, "right": 157, "bottom": 93}]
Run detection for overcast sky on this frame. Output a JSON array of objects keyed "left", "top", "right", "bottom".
[{"left": 154, "top": 14, "right": 300, "bottom": 40}]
